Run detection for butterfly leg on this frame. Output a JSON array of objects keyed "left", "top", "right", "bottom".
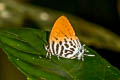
[
  {"left": 49, "top": 53, "right": 52, "bottom": 59},
  {"left": 78, "top": 44, "right": 85, "bottom": 61},
  {"left": 77, "top": 51, "right": 84, "bottom": 61},
  {"left": 81, "top": 56, "right": 84, "bottom": 61},
  {"left": 45, "top": 45, "right": 49, "bottom": 58},
  {"left": 45, "top": 45, "right": 52, "bottom": 59},
  {"left": 57, "top": 55, "right": 60, "bottom": 60},
  {"left": 46, "top": 52, "right": 52, "bottom": 59},
  {"left": 46, "top": 52, "right": 49, "bottom": 58},
  {"left": 77, "top": 53, "right": 84, "bottom": 61}
]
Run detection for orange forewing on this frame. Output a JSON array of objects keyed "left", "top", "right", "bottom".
[{"left": 49, "top": 16, "right": 77, "bottom": 43}]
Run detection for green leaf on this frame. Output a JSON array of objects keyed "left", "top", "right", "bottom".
[{"left": 0, "top": 28, "right": 120, "bottom": 80}]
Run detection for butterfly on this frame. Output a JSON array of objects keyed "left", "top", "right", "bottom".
[{"left": 45, "top": 16, "right": 90, "bottom": 61}]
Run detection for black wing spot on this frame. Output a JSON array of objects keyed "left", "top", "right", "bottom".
[
  {"left": 60, "top": 46, "right": 64, "bottom": 56},
  {"left": 56, "top": 44, "right": 59, "bottom": 54},
  {"left": 64, "top": 44, "right": 69, "bottom": 48},
  {"left": 73, "top": 40, "right": 76, "bottom": 45},
  {"left": 69, "top": 41, "right": 73, "bottom": 46},
  {"left": 65, "top": 52, "right": 73, "bottom": 57},
  {"left": 59, "top": 41, "right": 62, "bottom": 45},
  {"left": 64, "top": 38, "right": 67, "bottom": 43},
  {"left": 76, "top": 39, "right": 79, "bottom": 44},
  {"left": 65, "top": 50, "right": 73, "bottom": 53},
  {"left": 65, "top": 50, "right": 68, "bottom": 53},
  {"left": 55, "top": 37, "right": 58, "bottom": 40},
  {"left": 73, "top": 45, "right": 76, "bottom": 48},
  {"left": 65, "top": 35, "right": 68, "bottom": 38},
  {"left": 70, "top": 48, "right": 75, "bottom": 51},
  {"left": 52, "top": 41, "right": 55, "bottom": 54}
]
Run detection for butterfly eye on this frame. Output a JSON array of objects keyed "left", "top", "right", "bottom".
[{"left": 79, "top": 49, "right": 82, "bottom": 52}]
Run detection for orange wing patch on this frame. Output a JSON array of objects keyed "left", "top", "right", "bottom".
[{"left": 49, "top": 16, "right": 77, "bottom": 43}]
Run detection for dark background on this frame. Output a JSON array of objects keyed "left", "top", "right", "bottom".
[{"left": 27, "top": 0, "right": 119, "bottom": 34}]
